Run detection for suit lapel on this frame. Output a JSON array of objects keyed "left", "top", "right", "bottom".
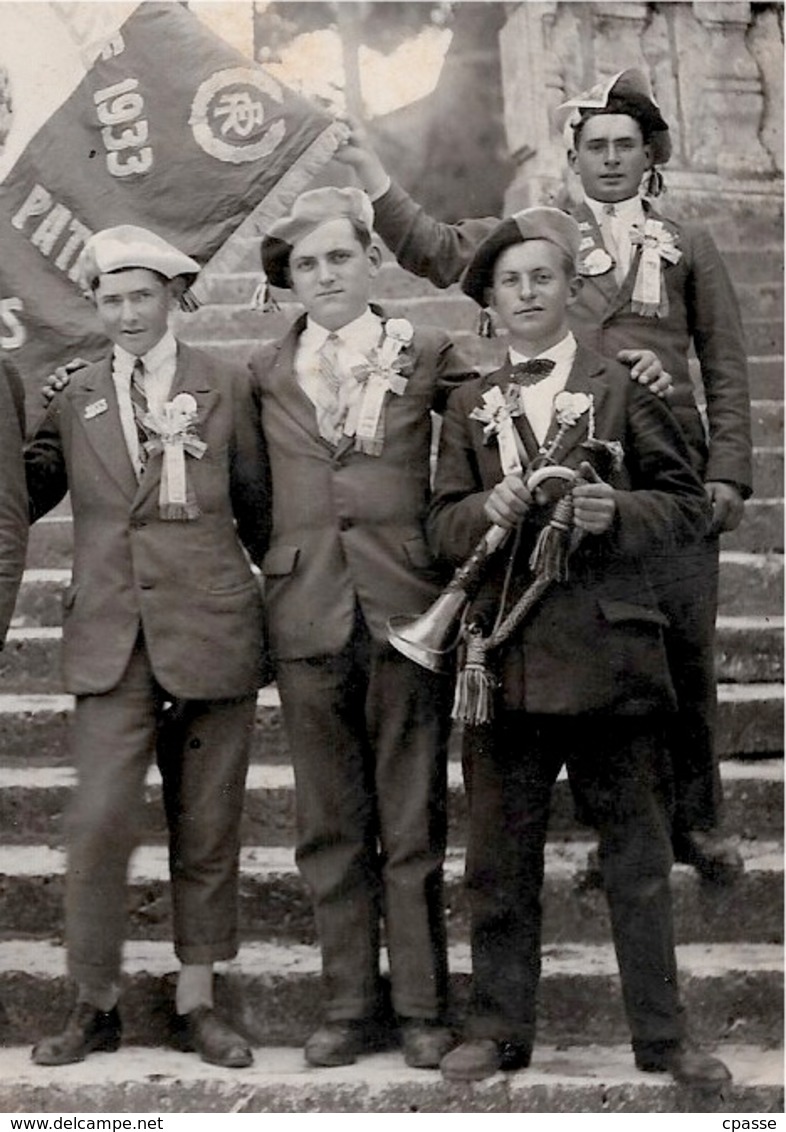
[
  {"left": 71, "top": 358, "right": 138, "bottom": 501},
  {"left": 265, "top": 318, "right": 339, "bottom": 458},
  {"left": 573, "top": 201, "right": 637, "bottom": 322},
  {"left": 537, "top": 346, "right": 607, "bottom": 464}
]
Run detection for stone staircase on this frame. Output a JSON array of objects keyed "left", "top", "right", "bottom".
[{"left": 0, "top": 223, "right": 782, "bottom": 1113}]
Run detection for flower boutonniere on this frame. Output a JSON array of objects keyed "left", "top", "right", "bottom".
[
  {"left": 142, "top": 393, "right": 207, "bottom": 520},
  {"left": 536, "top": 390, "right": 594, "bottom": 464},
  {"left": 629, "top": 219, "right": 682, "bottom": 317},
  {"left": 469, "top": 384, "right": 526, "bottom": 475},
  {"left": 344, "top": 318, "right": 414, "bottom": 456},
  {"left": 579, "top": 247, "right": 615, "bottom": 277}
]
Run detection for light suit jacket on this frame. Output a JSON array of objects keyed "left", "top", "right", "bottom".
[
  {"left": 248, "top": 312, "right": 473, "bottom": 661},
  {"left": 25, "top": 343, "right": 270, "bottom": 699}
]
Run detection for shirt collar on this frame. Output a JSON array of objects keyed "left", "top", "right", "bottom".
[
  {"left": 303, "top": 307, "right": 382, "bottom": 353},
  {"left": 113, "top": 329, "right": 177, "bottom": 378},
  {"left": 509, "top": 331, "right": 576, "bottom": 369},
  {"left": 584, "top": 192, "right": 645, "bottom": 228}
]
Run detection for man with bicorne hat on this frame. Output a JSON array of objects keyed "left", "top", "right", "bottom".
[
  {"left": 249, "top": 186, "right": 474, "bottom": 1069},
  {"left": 25, "top": 225, "right": 270, "bottom": 1069},
  {"left": 338, "top": 68, "right": 752, "bottom": 886},
  {"left": 427, "top": 204, "right": 730, "bottom": 1087}
]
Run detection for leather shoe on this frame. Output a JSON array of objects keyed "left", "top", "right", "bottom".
[
  {"left": 32, "top": 1002, "right": 121, "bottom": 1066},
  {"left": 400, "top": 1018, "right": 457, "bottom": 1069},
  {"left": 440, "top": 1038, "right": 531, "bottom": 1081},
  {"left": 672, "top": 830, "right": 744, "bottom": 885},
  {"left": 173, "top": 1005, "right": 253, "bottom": 1068},
  {"left": 304, "top": 1018, "right": 391, "bottom": 1067},
  {"left": 635, "top": 1043, "right": 732, "bottom": 1087}
]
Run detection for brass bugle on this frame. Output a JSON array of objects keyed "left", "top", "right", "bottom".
[{"left": 387, "top": 465, "right": 577, "bottom": 672}]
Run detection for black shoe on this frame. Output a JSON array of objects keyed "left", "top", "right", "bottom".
[
  {"left": 635, "top": 1043, "right": 732, "bottom": 1087},
  {"left": 172, "top": 1005, "right": 253, "bottom": 1068},
  {"left": 32, "top": 1002, "right": 121, "bottom": 1066},
  {"left": 304, "top": 1018, "right": 391, "bottom": 1067},
  {"left": 440, "top": 1038, "right": 531, "bottom": 1081},
  {"left": 399, "top": 1018, "right": 457, "bottom": 1069},
  {"left": 672, "top": 831, "right": 744, "bottom": 885}
]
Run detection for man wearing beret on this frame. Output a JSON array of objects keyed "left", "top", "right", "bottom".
[
  {"left": 249, "top": 186, "right": 472, "bottom": 1069},
  {"left": 25, "top": 226, "right": 270, "bottom": 1068},
  {"left": 429, "top": 205, "right": 730, "bottom": 1087},
  {"left": 339, "top": 68, "right": 751, "bottom": 886}
]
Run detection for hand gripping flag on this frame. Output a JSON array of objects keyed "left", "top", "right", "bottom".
[{"left": 0, "top": 1, "right": 347, "bottom": 382}]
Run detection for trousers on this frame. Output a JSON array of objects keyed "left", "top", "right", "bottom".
[
  {"left": 275, "top": 614, "right": 452, "bottom": 1021},
  {"left": 461, "top": 713, "right": 682, "bottom": 1049},
  {"left": 65, "top": 635, "right": 256, "bottom": 988}
]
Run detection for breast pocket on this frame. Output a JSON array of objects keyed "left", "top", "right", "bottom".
[{"left": 262, "top": 545, "right": 300, "bottom": 577}]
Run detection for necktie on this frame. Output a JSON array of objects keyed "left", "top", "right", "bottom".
[
  {"left": 600, "top": 203, "right": 625, "bottom": 283},
  {"left": 316, "top": 332, "right": 345, "bottom": 444},
  {"left": 509, "top": 358, "right": 556, "bottom": 387},
  {"left": 129, "top": 357, "right": 149, "bottom": 477}
]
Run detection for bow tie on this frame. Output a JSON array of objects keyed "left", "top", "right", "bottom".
[{"left": 509, "top": 358, "right": 556, "bottom": 386}]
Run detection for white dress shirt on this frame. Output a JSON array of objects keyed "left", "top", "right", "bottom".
[
  {"left": 585, "top": 192, "right": 646, "bottom": 280},
  {"left": 295, "top": 307, "right": 383, "bottom": 408},
  {"left": 508, "top": 332, "right": 578, "bottom": 446},
  {"left": 112, "top": 330, "right": 177, "bottom": 476}
]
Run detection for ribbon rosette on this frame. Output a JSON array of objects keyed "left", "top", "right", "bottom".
[
  {"left": 343, "top": 319, "right": 414, "bottom": 456},
  {"left": 142, "top": 392, "right": 207, "bottom": 520},
  {"left": 629, "top": 219, "right": 681, "bottom": 317},
  {"left": 553, "top": 391, "right": 592, "bottom": 428},
  {"left": 470, "top": 385, "right": 525, "bottom": 475}
]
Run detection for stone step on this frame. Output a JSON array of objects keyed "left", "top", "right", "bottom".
[
  {"left": 176, "top": 298, "right": 786, "bottom": 357},
  {"left": 754, "top": 447, "right": 784, "bottom": 496},
  {"left": 721, "top": 501, "right": 783, "bottom": 554},
  {"left": 752, "top": 401, "right": 783, "bottom": 449},
  {"left": 0, "top": 841, "right": 781, "bottom": 947},
  {"left": 2, "top": 617, "right": 779, "bottom": 695},
  {"left": 14, "top": 548, "right": 784, "bottom": 624},
  {"left": 0, "top": 683, "right": 780, "bottom": 766},
  {"left": 1, "top": 758, "right": 780, "bottom": 848},
  {"left": 0, "top": 939, "right": 781, "bottom": 1050},
  {"left": 0, "top": 1043, "right": 781, "bottom": 1114}
]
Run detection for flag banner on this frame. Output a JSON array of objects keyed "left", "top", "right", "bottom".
[{"left": 0, "top": 1, "right": 346, "bottom": 383}]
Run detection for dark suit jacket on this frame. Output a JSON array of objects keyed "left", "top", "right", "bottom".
[
  {"left": 25, "top": 343, "right": 270, "bottom": 699},
  {"left": 0, "top": 359, "right": 28, "bottom": 643},
  {"left": 248, "top": 312, "right": 473, "bottom": 660},
  {"left": 428, "top": 345, "right": 710, "bottom": 716},
  {"left": 373, "top": 181, "right": 752, "bottom": 495}
]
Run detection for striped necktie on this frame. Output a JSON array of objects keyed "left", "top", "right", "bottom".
[
  {"left": 316, "top": 332, "right": 345, "bottom": 444},
  {"left": 129, "top": 357, "right": 149, "bottom": 476},
  {"left": 600, "top": 203, "right": 625, "bottom": 283}
]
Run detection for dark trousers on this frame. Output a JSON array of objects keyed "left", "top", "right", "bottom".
[
  {"left": 461, "top": 713, "right": 682, "bottom": 1050},
  {"left": 275, "top": 616, "right": 452, "bottom": 1021},
  {"left": 648, "top": 534, "right": 721, "bottom": 833},
  {"left": 65, "top": 636, "right": 256, "bottom": 988}
]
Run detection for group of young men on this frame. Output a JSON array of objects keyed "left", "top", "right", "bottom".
[{"left": 4, "top": 69, "right": 750, "bottom": 1089}]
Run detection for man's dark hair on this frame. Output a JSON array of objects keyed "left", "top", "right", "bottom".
[
  {"left": 90, "top": 266, "right": 170, "bottom": 293},
  {"left": 572, "top": 96, "right": 656, "bottom": 149}
]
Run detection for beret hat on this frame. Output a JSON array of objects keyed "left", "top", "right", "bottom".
[
  {"left": 76, "top": 225, "right": 200, "bottom": 292},
  {"left": 261, "top": 186, "right": 375, "bottom": 289},
  {"left": 461, "top": 207, "right": 582, "bottom": 307}
]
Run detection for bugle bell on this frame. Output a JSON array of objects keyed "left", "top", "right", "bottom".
[{"left": 387, "top": 465, "right": 577, "bottom": 672}]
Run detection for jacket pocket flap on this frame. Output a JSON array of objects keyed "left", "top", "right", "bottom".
[
  {"left": 598, "top": 599, "right": 668, "bottom": 627},
  {"left": 262, "top": 545, "right": 300, "bottom": 577}
]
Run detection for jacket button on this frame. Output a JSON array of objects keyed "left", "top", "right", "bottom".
[
  {"left": 339, "top": 517, "right": 353, "bottom": 531},
  {"left": 189, "top": 738, "right": 201, "bottom": 750},
  {"left": 139, "top": 581, "right": 153, "bottom": 590}
]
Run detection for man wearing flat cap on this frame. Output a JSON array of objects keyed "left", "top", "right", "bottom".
[
  {"left": 249, "top": 186, "right": 472, "bottom": 1069},
  {"left": 428, "top": 206, "right": 729, "bottom": 1088},
  {"left": 339, "top": 67, "right": 752, "bottom": 887},
  {"left": 25, "top": 225, "right": 270, "bottom": 1069}
]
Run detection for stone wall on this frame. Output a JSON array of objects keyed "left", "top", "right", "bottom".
[{"left": 499, "top": 1, "right": 784, "bottom": 221}]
